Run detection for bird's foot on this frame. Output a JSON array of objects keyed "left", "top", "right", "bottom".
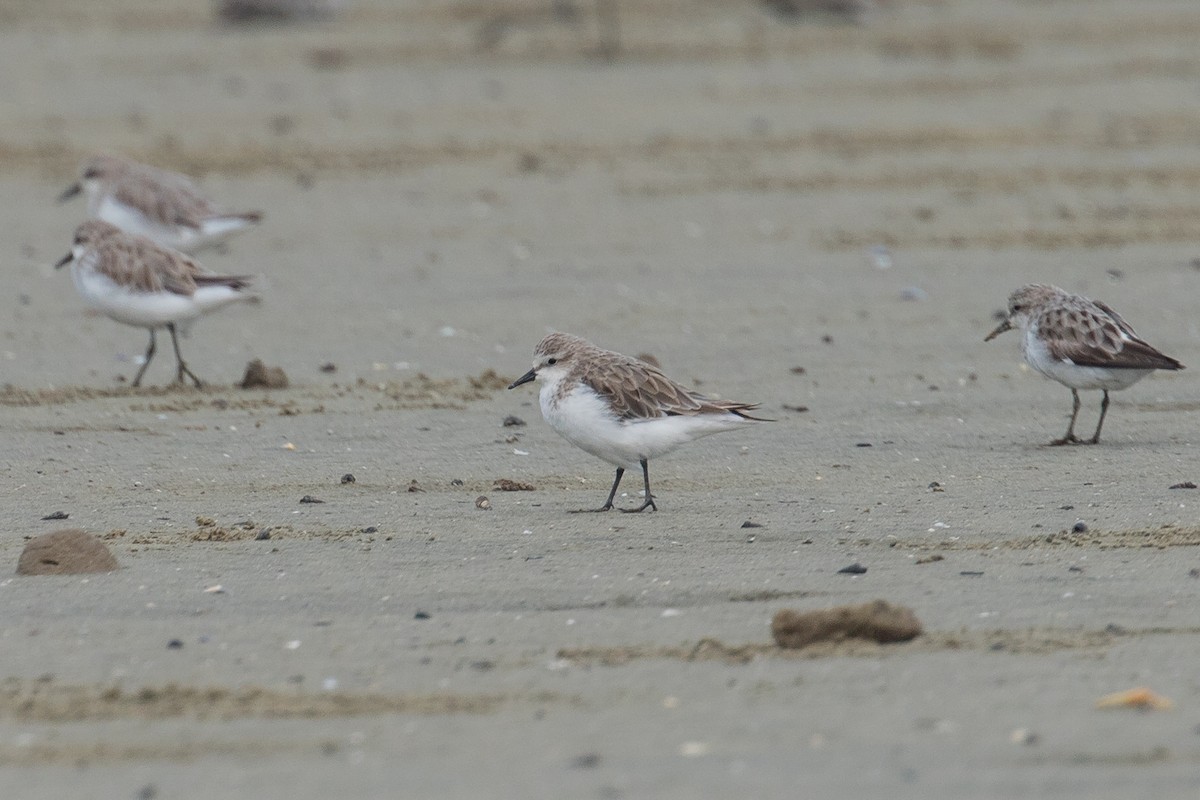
[
  {"left": 1048, "top": 434, "right": 1082, "bottom": 446},
  {"left": 619, "top": 499, "right": 657, "bottom": 513},
  {"left": 570, "top": 504, "right": 613, "bottom": 514}
]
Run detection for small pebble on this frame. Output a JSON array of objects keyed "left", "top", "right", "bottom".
[
  {"left": 41, "top": 511, "right": 69, "bottom": 521},
  {"left": 255, "top": 529, "right": 271, "bottom": 541},
  {"left": 340, "top": 473, "right": 356, "bottom": 484},
  {"left": 1072, "top": 521, "right": 1088, "bottom": 533},
  {"left": 166, "top": 639, "right": 183, "bottom": 650},
  {"left": 414, "top": 611, "right": 431, "bottom": 620},
  {"left": 502, "top": 415, "right": 526, "bottom": 427},
  {"left": 475, "top": 496, "right": 492, "bottom": 510},
  {"left": 837, "top": 563, "right": 867, "bottom": 575},
  {"left": 740, "top": 521, "right": 762, "bottom": 529},
  {"left": 299, "top": 495, "right": 324, "bottom": 504}
]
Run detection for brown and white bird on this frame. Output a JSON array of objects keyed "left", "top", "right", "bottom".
[
  {"left": 985, "top": 284, "right": 1183, "bottom": 445},
  {"left": 508, "top": 333, "right": 768, "bottom": 512},
  {"left": 56, "top": 220, "right": 256, "bottom": 387},
  {"left": 58, "top": 154, "right": 262, "bottom": 254}
]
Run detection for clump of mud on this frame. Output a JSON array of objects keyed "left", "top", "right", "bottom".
[{"left": 771, "top": 600, "right": 922, "bottom": 649}]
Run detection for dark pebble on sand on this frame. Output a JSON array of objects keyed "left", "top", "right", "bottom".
[
  {"left": 340, "top": 473, "right": 355, "bottom": 484},
  {"left": 571, "top": 753, "right": 602, "bottom": 769},
  {"left": 837, "top": 563, "right": 867, "bottom": 575},
  {"left": 503, "top": 415, "right": 526, "bottom": 427},
  {"left": 319, "top": 362, "right": 337, "bottom": 373},
  {"left": 361, "top": 526, "right": 377, "bottom": 534},
  {"left": 1169, "top": 481, "right": 1197, "bottom": 489},
  {"left": 855, "top": 442, "right": 872, "bottom": 448},
  {"left": 740, "top": 521, "right": 763, "bottom": 529},
  {"left": 41, "top": 511, "right": 69, "bottom": 520},
  {"left": 414, "top": 611, "right": 431, "bottom": 620},
  {"left": 960, "top": 571, "right": 984, "bottom": 577},
  {"left": 299, "top": 495, "right": 324, "bottom": 504},
  {"left": 1072, "top": 521, "right": 1088, "bottom": 533},
  {"left": 255, "top": 529, "right": 271, "bottom": 540},
  {"left": 166, "top": 639, "right": 183, "bottom": 649}
]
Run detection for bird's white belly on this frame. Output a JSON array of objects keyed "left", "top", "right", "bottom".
[
  {"left": 541, "top": 384, "right": 750, "bottom": 469},
  {"left": 1022, "top": 328, "right": 1150, "bottom": 391},
  {"left": 71, "top": 267, "right": 200, "bottom": 328}
]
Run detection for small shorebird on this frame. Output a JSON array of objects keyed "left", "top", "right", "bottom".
[
  {"left": 985, "top": 283, "right": 1183, "bottom": 445},
  {"left": 58, "top": 154, "right": 262, "bottom": 253},
  {"left": 508, "top": 332, "right": 768, "bottom": 512},
  {"left": 56, "top": 220, "right": 256, "bottom": 387}
]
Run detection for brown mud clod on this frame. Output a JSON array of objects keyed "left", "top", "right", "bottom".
[{"left": 771, "top": 600, "right": 922, "bottom": 649}]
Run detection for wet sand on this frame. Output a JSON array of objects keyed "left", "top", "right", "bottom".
[{"left": 2, "top": 1, "right": 1200, "bottom": 797}]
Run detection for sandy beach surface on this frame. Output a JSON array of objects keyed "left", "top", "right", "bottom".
[{"left": 3, "top": 0, "right": 1200, "bottom": 797}]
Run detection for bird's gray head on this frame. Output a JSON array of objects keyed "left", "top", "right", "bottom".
[
  {"left": 985, "top": 284, "right": 1063, "bottom": 341},
  {"left": 507, "top": 332, "right": 589, "bottom": 390}
]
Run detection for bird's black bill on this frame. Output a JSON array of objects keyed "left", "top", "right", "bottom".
[
  {"left": 54, "top": 252, "right": 73, "bottom": 269},
  {"left": 983, "top": 319, "right": 1012, "bottom": 342},
  {"left": 57, "top": 183, "right": 82, "bottom": 203},
  {"left": 508, "top": 369, "right": 536, "bottom": 389}
]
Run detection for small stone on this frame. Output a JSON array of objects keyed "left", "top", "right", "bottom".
[
  {"left": 319, "top": 362, "right": 337, "bottom": 373},
  {"left": 740, "top": 521, "right": 763, "bottom": 529},
  {"left": 1010, "top": 728, "right": 1039, "bottom": 746},
  {"left": 571, "top": 753, "right": 602, "bottom": 769},
  {"left": 255, "top": 529, "right": 271, "bottom": 541},
  {"left": 837, "top": 563, "right": 867, "bottom": 575},
  {"left": 502, "top": 415, "right": 526, "bottom": 427},
  {"left": 915, "top": 554, "right": 944, "bottom": 565},
  {"left": 299, "top": 495, "right": 324, "bottom": 504},
  {"left": 414, "top": 611, "right": 431, "bottom": 620},
  {"left": 340, "top": 473, "right": 356, "bottom": 484},
  {"left": 17, "top": 530, "right": 119, "bottom": 575},
  {"left": 475, "top": 496, "right": 492, "bottom": 510},
  {"left": 239, "top": 359, "right": 289, "bottom": 389},
  {"left": 40, "top": 511, "right": 69, "bottom": 521},
  {"left": 167, "top": 639, "right": 184, "bottom": 650},
  {"left": 1169, "top": 481, "right": 1196, "bottom": 490},
  {"left": 1072, "top": 521, "right": 1088, "bottom": 533}
]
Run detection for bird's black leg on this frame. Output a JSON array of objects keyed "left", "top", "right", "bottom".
[
  {"left": 571, "top": 467, "right": 624, "bottom": 513},
  {"left": 167, "top": 323, "right": 203, "bottom": 388},
  {"left": 620, "top": 459, "right": 657, "bottom": 513},
  {"left": 1087, "top": 390, "right": 1110, "bottom": 444},
  {"left": 1050, "top": 388, "right": 1083, "bottom": 446},
  {"left": 132, "top": 329, "right": 157, "bottom": 387}
]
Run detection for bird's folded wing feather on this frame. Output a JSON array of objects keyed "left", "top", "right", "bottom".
[{"left": 1042, "top": 305, "right": 1181, "bottom": 370}]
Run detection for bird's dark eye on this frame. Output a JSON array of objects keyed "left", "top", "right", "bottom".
[
  {"left": 547, "top": 357, "right": 558, "bottom": 365},
  {"left": 1011, "top": 304, "right": 1023, "bottom": 313}
]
